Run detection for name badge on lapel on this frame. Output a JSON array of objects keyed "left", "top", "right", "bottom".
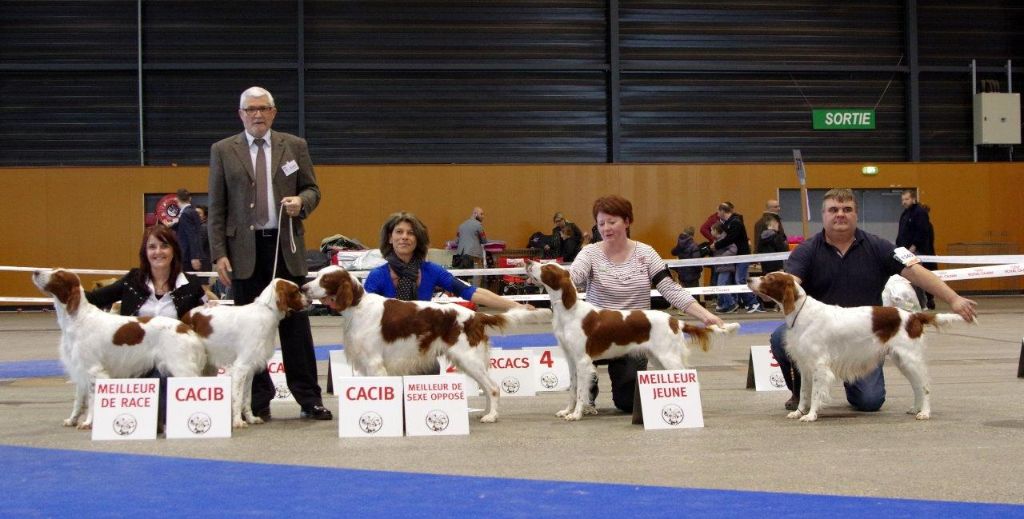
[{"left": 282, "top": 160, "right": 299, "bottom": 176}]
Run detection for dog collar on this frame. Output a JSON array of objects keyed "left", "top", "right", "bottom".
[{"left": 787, "top": 296, "right": 808, "bottom": 329}]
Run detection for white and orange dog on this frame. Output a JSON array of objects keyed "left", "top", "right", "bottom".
[
  {"left": 183, "top": 279, "right": 308, "bottom": 428},
  {"left": 748, "top": 272, "right": 972, "bottom": 422},
  {"left": 523, "top": 260, "right": 739, "bottom": 421},
  {"left": 302, "top": 265, "right": 551, "bottom": 423},
  {"left": 32, "top": 269, "right": 207, "bottom": 429}
]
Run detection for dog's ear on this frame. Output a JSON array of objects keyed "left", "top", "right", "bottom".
[
  {"left": 558, "top": 270, "right": 576, "bottom": 308},
  {"left": 50, "top": 270, "right": 82, "bottom": 315},
  {"left": 782, "top": 280, "right": 796, "bottom": 314},
  {"left": 335, "top": 272, "right": 363, "bottom": 311}
]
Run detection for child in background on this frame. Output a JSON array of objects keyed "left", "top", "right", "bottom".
[{"left": 710, "top": 222, "right": 739, "bottom": 313}]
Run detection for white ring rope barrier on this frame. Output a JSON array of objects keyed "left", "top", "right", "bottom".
[{"left": 3, "top": 252, "right": 1022, "bottom": 305}]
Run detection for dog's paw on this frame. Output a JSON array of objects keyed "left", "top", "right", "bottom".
[
  {"left": 582, "top": 405, "right": 598, "bottom": 416},
  {"left": 710, "top": 322, "right": 741, "bottom": 334},
  {"left": 799, "top": 412, "right": 818, "bottom": 422},
  {"left": 479, "top": 413, "right": 498, "bottom": 423},
  {"left": 562, "top": 412, "right": 583, "bottom": 421},
  {"left": 555, "top": 408, "right": 572, "bottom": 418},
  {"left": 247, "top": 416, "right": 264, "bottom": 425},
  {"left": 233, "top": 419, "right": 248, "bottom": 429},
  {"left": 915, "top": 411, "right": 930, "bottom": 420},
  {"left": 76, "top": 422, "right": 93, "bottom": 430},
  {"left": 62, "top": 418, "right": 77, "bottom": 427},
  {"left": 786, "top": 410, "right": 803, "bottom": 419}
]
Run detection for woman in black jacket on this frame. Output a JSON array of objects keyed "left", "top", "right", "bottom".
[
  {"left": 87, "top": 225, "right": 207, "bottom": 318},
  {"left": 86, "top": 225, "right": 208, "bottom": 429}
]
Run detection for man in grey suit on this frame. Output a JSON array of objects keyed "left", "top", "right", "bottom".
[{"left": 208, "top": 86, "right": 332, "bottom": 421}]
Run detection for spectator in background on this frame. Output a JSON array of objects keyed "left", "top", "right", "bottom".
[
  {"left": 545, "top": 212, "right": 584, "bottom": 262},
  {"left": 193, "top": 205, "right": 212, "bottom": 273},
  {"left": 754, "top": 212, "right": 788, "bottom": 311},
  {"left": 753, "top": 198, "right": 782, "bottom": 257},
  {"left": 709, "top": 222, "right": 739, "bottom": 312},
  {"left": 699, "top": 201, "right": 732, "bottom": 241},
  {"left": 454, "top": 206, "right": 487, "bottom": 267},
  {"left": 173, "top": 189, "right": 204, "bottom": 273},
  {"left": 670, "top": 225, "right": 703, "bottom": 288},
  {"left": 711, "top": 202, "right": 762, "bottom": 312},
  {"left": 897, "top": 189, "right": 936, "bottom": 309}
]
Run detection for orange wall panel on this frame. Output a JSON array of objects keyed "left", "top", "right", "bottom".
[{"left": 2, "top": 162, "right": 1021, "bottom": 299}]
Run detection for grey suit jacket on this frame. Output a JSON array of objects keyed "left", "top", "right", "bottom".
[{"left": 208, "top": 130, "right": 321, "bottom": 280}]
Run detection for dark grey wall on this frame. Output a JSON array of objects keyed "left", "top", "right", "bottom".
[{"left": 1, "top": 0, "right": 1020, "bottom": 166}]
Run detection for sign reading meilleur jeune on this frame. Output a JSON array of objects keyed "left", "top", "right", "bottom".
[{"left": 812, "top": 108, "right": 876, "bottom": 130}]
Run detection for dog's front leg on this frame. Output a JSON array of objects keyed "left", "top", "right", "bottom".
[
  {"left": 562, "top": 359, "right": 594, "bottom": 421},
  {"left": 557, "top": 356, "right": 578, "bottom": 418},
  {"left": 79, "top": 369, "right": 108, "bottom": 430},
  {"left": 799, "top": 365, "right": 831, "bottom": 422},
  {"left": 229, "top": 365, "right": 250, "bottom": 427},
  {"left": 787, "top": 362, "right": 813, "bottom": 420},
  {"left": 64, "top": 379, "right": 88, "bottom": 427}
]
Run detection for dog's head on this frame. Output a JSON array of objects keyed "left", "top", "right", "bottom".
[
  {"left": 881, "top": 274, "right": 920, "bottom": 312},
  {"left": 274, "top": 279, "right": 308, "bottom": 314},
  {"left": 523, "top": 260, "right": 576, "bottom": 308},
  {"left": 747, "top": 272, "right": 803, "bottom": 314},
  {"left": 32, "top": 268, "right": 83, "bottom": 315},
  {"left": 302, "top": 265, "right": 364, "bottom": 312}
]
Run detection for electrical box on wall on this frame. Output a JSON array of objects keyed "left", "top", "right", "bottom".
[{"left": 973, "top": 93, "right": 1021, "bottom": 145}]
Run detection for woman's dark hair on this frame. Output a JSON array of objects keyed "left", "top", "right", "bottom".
[
  {"left": 592, "top": 195, "right": 634, "bottom": 224},
  {"left": 138, "top": 225, "right": 183, "bottom": 285},
  {"left": 379, "top": 211, "right": 430, "bottom": 261}
]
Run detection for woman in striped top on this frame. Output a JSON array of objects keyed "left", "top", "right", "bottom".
[{"left": 570, "top": 195, "right": 722, "bottom": 412}]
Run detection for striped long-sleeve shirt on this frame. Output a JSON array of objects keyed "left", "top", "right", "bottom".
[{"left": 569, "top": 242, "right": 696, "bottom": 311}]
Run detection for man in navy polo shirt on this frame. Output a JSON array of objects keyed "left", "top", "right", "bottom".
[{"left": 768, "top": 188, "right": 976, "bottom": 412}]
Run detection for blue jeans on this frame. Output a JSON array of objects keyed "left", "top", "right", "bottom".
[
  {"left": 769, "top": 324, "right": 886, "bottom": 412},
  {"left": 715, "top": 271, "right": 736, "bottom": 309},
  {"left": 733, "top": 262, "right": 758, "bottom": 308}
]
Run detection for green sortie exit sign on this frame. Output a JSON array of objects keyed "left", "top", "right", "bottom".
[{"left": 812, "top": 108, "right": 876, "bottom": 130}]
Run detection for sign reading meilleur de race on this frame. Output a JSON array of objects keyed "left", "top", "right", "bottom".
[{"left": 812, "top": 108, "right": 876, "bottom": 130}]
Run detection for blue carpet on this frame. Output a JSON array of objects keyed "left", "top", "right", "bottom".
[
  {"left": 0, "top": 323, "right": 786, "bottom": 378},
  {"left": 1, "top": 445, "right": 1020, "bottom": 518}
]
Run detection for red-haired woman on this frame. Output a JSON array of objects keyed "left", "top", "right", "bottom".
[{"left": 569, "top": 195, "right": 722, "bottom": 413}]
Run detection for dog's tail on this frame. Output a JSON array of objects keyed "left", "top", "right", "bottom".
[
  {"left": 483, "top": 308, "right": 552, "bottom": 333},
  {"left": 679, "top": 322, "right": 738, "bottom": 352},
  {"left": 906, "top": 312, "right": 975, "bottom": 338}
]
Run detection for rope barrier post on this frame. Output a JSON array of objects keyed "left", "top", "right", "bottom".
[{"left": 1017, "top": 338, "right": 1024, "bottom": 379}]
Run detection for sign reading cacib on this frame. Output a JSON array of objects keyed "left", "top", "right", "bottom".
[{"left": 812, "top": 108, "right": 876, "bottom": 130}]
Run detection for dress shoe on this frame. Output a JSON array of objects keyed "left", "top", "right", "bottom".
[
  {"left": 254, "top": 408, "right": 272, "bottom": 422},
  {"left": 784, "top": 393, "right": 800, "bottom": 411},
  {"left": 300, "top": 405, "right": 333, "bottom": 420}
]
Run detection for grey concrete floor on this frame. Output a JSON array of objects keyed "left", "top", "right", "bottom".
[{"left": 1, "top": 297, "right": 1022, "bottom": 504}]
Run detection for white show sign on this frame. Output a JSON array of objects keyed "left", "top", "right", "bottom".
[
  {"left": 747, "top": 345, "right": 789, "bottom": 392},
  {"left": 636, "top": 370, "right": 705, "bottom": 430},
  {"left": 403, "top": 375, "right": 469, "bottom": 436},
  {"left": 165, "top": 377, "right": 232, "bottom": 439},
  {"left": 91, "top": 378, "right": 159, "bottom": 440},
  {"left": 532, "top": 347, "right": 570, "bottom": 392},
  {"left": 337, "top": 376, "right": 404, "bottom": 438},
  {"left": 266, "top": 351, "right": 294, "bottom": 401},
  {"left": 488, "top": 349, "right": 537, "bottom": 397}
]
